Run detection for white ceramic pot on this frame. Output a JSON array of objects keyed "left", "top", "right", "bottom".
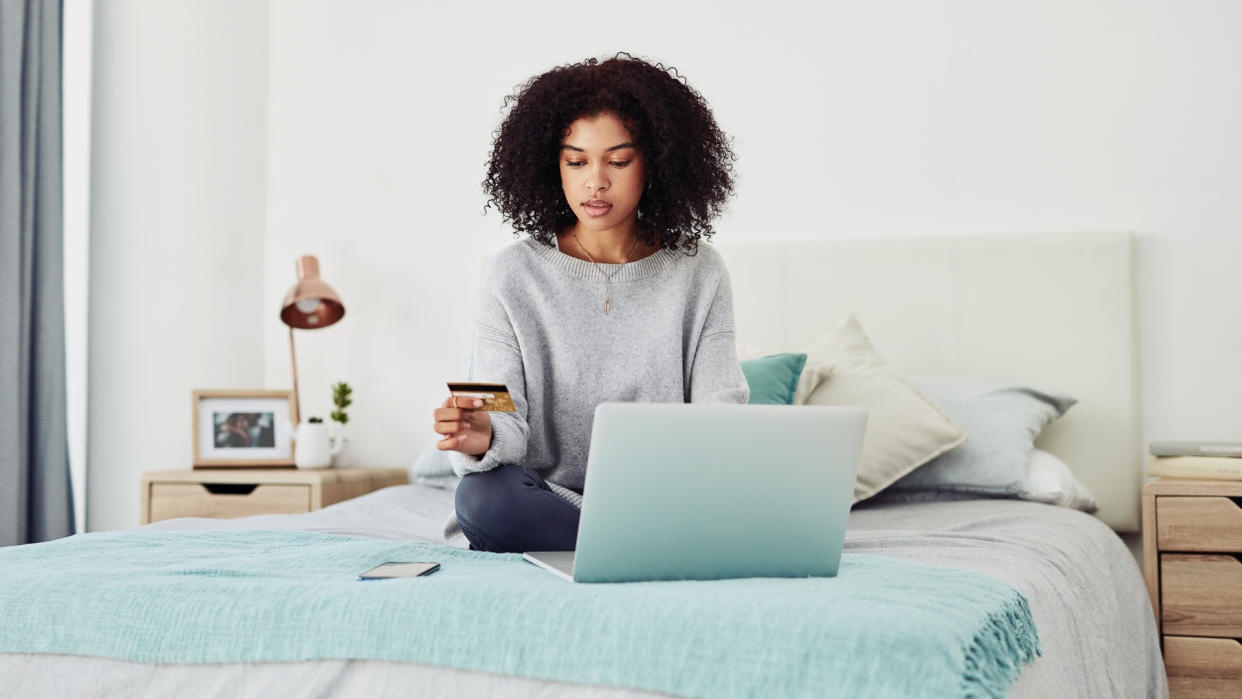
[{"left": 291, "top": 421, "right": 343, "bottom": 469}]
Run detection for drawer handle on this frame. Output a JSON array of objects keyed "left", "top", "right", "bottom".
[{"left": 202, "top": 483, "right": 259, "bottom": 496}]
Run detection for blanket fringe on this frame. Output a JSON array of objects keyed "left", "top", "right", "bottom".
[{"left": 961, "top": 592, "right": 1043, "bottom": 698}]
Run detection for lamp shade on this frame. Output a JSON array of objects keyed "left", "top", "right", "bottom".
[{"left": 280, "top": 255, "right": 345, "bottom": 329}]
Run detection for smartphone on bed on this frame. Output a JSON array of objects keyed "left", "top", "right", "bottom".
[{"left": 358, "top": 562, "right": 440, "bottom": 580}]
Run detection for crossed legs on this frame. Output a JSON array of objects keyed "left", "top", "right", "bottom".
[{"left": 454, "top": 464, "right": 581, "bottom": 553}]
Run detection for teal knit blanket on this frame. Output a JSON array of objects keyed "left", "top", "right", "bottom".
[{"left": 0, "top": 530, "right": 1040, "bottom": 698}]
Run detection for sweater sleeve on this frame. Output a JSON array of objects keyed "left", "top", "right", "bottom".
[
  {"left": 446, "top": 294, "right": 531, "bottom": 477},
  {"left": 689, "top": 267, "right": 750, "bottom": 405}
]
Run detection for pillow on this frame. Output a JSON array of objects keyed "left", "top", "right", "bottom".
[
  {"left": 417, "top": 474, "right": 461, "bottom": 491},
  {"left": 863, "top": 449, "right": 1098, "bottom": 513},
  {"left": 888, "top": 375, "right": 1076, "bottom": 496},
  {"left": 1024, "top": 449, "right": 1098, "bottom": 512},
  {"left": 737, "top": 343, "right": 832, "bottom": 405},
  {"left": 740, "top": 353, "right": 808, "bottom": 405},
  {"left": 799, "top": 316, "right": 967, "bottom": 503},
  {"left": 861, "top": 489, "right": 985, "bottom": 506},
  {"left": 411, "top": 438, "right": 455, "bottom": 479}
]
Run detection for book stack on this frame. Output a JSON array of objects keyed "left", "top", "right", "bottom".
[{"left": 1149, "top": 441, "right": 1242, "bottom": 480}]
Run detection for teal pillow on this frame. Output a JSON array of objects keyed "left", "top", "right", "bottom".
[{"left": 740, "top": 353, "right": 807, "bottom": 405}]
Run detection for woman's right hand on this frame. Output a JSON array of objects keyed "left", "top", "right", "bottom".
[{"left": 433, "top": 395, "right": 492, "bottom": 456}]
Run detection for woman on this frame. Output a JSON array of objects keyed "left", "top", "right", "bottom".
[{"left": 431, "top": 53, "right": 749, "bottom": 553}]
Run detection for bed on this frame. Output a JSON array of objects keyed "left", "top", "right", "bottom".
[{"left": 0, "top": 233, "right": 1166, "bottom": 697}]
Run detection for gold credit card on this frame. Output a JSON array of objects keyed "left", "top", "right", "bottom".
[{"left": 447, "top": 382, "right": 515, "bottom": 412}]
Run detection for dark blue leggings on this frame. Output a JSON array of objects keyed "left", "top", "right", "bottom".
[{"left": 454, "top": 464, "right": 581, "bottom": 553}]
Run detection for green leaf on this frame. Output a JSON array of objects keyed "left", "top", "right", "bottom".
[{"left": 330, "top": 381, "right": 352, "bottom": 424}]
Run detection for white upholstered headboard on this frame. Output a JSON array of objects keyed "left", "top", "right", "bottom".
[{"left": 714, "top": 233, "right": 1141, "bottom": 531}]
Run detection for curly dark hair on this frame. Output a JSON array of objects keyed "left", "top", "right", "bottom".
[{"left": 483, "top": 53, "right": 736, "bottom": 255}]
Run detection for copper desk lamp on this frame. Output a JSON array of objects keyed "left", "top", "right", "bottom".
[{"left": 280, "top": 255, "right": 345, "bottom": 423}]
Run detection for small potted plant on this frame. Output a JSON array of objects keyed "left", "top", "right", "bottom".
[
  {"left": 329, "top": 381, "right": 352, "bottom": 466},
  {"left": 291, "top": 381, "right": 352, "bottom": 469}
]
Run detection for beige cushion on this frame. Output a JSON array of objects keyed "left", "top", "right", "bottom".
[{"left": 801, "top": 315, "right": 966, "bottom": 503}]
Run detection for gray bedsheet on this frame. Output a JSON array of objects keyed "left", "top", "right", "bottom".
[
  {"left": 847, "top": 497, "right": 1166, "bottom": 697},
  {"left": 1, "top": 483, "right": 1166, "bottom": 698}
]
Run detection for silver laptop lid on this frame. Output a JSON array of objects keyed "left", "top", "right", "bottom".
[{"left": 570, "top": 402, "right": 866, "bottom": 583}]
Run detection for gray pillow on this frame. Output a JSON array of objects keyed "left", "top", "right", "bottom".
[
  {"left": 411, "top": 439, "right": 455, "bottom": 478},
  {"left": 887, "top": 376, "right": 1076, "bottom": 495},
  {"left": 863, "top": 489, "right": 987, "bottom": 506}
]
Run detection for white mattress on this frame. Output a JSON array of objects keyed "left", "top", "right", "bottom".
[{"left": 0, "top": 483, "right": 1167, "bottom": 698}]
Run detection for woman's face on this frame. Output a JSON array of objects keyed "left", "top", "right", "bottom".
[{"left": 559, "top": 112, "right": 646, "bottom": 235}]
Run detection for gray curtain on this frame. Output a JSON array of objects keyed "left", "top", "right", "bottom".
[{"left": 0, "top": 0, "right": 73, "bottom": 546}]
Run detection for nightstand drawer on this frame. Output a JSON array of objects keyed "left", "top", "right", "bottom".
[
  {"left": 1165, "top": 636, "right": 1242, "bottom": 697},
  {"left": 148, "top": 482, "right": 311, "bottom": 522},
  {"left": 1159, "top": 496, "right": 1242, "bottom": 551},
  {"left": 1163, "top": 554, "right": 1242, "bottom": 637}
]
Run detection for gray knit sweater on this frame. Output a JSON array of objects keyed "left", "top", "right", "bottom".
[{"left": 446, "top": 235, "right": 749, "bottom": 511}]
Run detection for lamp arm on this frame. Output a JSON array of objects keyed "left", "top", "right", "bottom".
[{"left": 289, "top": 326, "right": 301, "bottom": 424}]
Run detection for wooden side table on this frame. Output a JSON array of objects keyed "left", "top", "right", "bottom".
[
  {"left": 1142, "top": 477, "right": 1242, "bottom": 696},
  {"left": 140, "top": 467, "right": 409, "bottom": 524}
]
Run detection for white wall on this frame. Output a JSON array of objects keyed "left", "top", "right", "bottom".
[
  {"left": 87, "top": 0, "right": 1242, "bottom": 529},
  {"left": 87, "top": 0, "right": 269, "bottom": 531},
  {"left": 64, "top": 0, "right": 92, "bottom": 532}
]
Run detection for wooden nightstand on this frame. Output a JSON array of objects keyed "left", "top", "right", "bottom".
[
  {"left": 140, "top": 467, "right": 409, "bottom": 524},
  {"left": 1143, "top": 478, "right": 1242, "bottom": 696}
]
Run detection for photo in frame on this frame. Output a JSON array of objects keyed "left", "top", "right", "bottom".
[{"left": 192, "top": 389, "right": 298, "bottom": 467}]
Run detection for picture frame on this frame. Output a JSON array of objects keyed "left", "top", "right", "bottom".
[{"left": 192, "top": 389, "right": 299, "bottom": 468}]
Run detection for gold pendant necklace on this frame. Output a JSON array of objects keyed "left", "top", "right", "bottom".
[{"left": 573, "top": 231, "right": 641, "bottom": 314}]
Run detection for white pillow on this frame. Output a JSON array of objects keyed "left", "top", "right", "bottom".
[
  {"left": 800, "top": 315, "right": 966, "bottom": 503},
  {"left": 870, "top": 449, "right": 1099, "bottom": 512},
  {"left": 1023, "top": 449, "right": 1098, "bottom": 512}
]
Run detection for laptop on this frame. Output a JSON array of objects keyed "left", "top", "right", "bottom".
[{"left": 523, "top": 402, "right": 866, "bottom": 583}]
